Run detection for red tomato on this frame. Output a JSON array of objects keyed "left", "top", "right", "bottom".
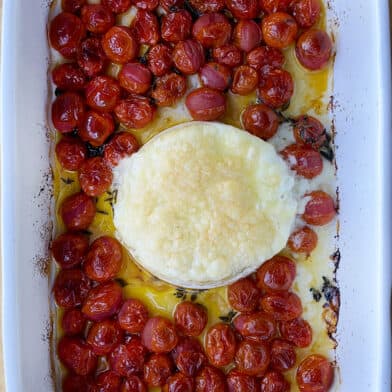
[
  {"left": 114, "top": 96, "right": 156, "bottom": 129},
  {"left": 270, "top": 338, "right": 296, "bottom": 372},
  {"left": 233, "top": 20, "right": 262, "bottom": 53},
  {"left": 118, "top": 63, "right": 152, "bottom": 95},
  {"left": 142, "top": 316, "right": 179, "bottom": 353},
  {"left": 118, "top": 298, "right": 149, "bottom": 333},
  {"left": 287, "top": 226, "right": 318, "bottom": 253},
  {"left": 62, "top": 374, "right": 93, "bottom": 392},
  {"left": 241, "top": 103, "right": 279, "bottom": 140},
  {"left": 292, "top": 0, "right": 321, "bottom": 28},
  {"left": 262, "top": 12, "right": 298, "bottom": 49},
  {"left": 144, "top": 354, "right": 173, "bottom": 387},
  {"left": 121, "top": 376, "right": 147, "bottom": 392},
  {"left": 161, "top": 10, "right": 193, "bottom": 43},
  {"left": 62, "top": 0, "right": 86, "bottom": 13},
  {"left": 295, "top": 29, "right": 332, "bottom": 71},
  {"left": 60, "top": 192, "right": 96, "bottom": 231},
  {"left": 94, "top": 370, "right": 122, "bottom": 392},
  {"left": 226, "top": 0, "right": 260, "bottom": 19},
  {"left": 104, "top": 132, "right": 140, "bottom": 167},
  {"left": 192, "top": 13, "right": 232, "bottom": 48},
  {"left": 131, "top": 10, "right": 160, "bottom": 46},
  {"left": 235, "top": 340, "right": 270, "bottom": 376},
  {"left": 85, "top": 76, "right": 121, "bottom": 112},
  {"left": 77, "top": 38, "right": 107, "bottom": 78},
  {"left": 58, "top": 336, "right": 97, "bottom": 375},
  {"left": 293, "top": 115, "right": 327, "bottom": 149},
  {"left": 302, "top": 191, "right": 336, "bottom": 226},
  {"left": 256, "top": 255, "right": 296, "bottom": 293},
  {"left": 49, "top": 12, "right": 85, "bottom": 59},
  {"left": 261, "top": 371, "right": 290, "bottom": 392},
  {"left": 52, "top": 231, "right": 89, "bottom": 269},
  {"left": 163, "top": 373, "right": 194, "bottom": 392},
  {"left": 195, "top": 366, "right": 227, "bottom": 392},
  {"left": 227, "top": 370, "right": 259, "bottom": 392},
  {"left": 260, "top": 0, "right": 292, "bottom": 13},
  {"left": 233, "top": 312, "right": 276, "bottom": 341},
  {"left": 199, "top": 62, "right": 232, "bottom": 91},
  {"left": 62, "top": 308, "right": 86, "bottom": 336},
  {"left": 79, "top": 111, "right": 115, "bottom": 147},
  {"left": 79, "top": 157, "right": 113, "bottom": 197},
  {"left": 227, "top": 277, "right": 260, "bottom": 313},
  {"left": 205, "top": 323, "right": 236, "bottom": 367},
  {"left": 102, "top": 26, "right": 139, "bottom": 64},
  {"left": 52, "top": 63, "right": 86, "bottom": 91},
  {"left": 185, "top": 87, "right": 226, "bottom": 121},
  {"left": 171, "top": 337, "right": 206, "bottom": 376},
  {"left": 147, "top": 44, "right": 173, "bottom": 77},
  {"left": 231, "top": 65, "right": 259, "bottom": 95},
  {"left": 134, "top": 0, "right": 159, "bottom": 10},
  {"left": 173, "top": 40, "right": 205, "bottom": 75},
  {"left": 52, "top": 92, "right": 85, "bottom": 133},
  {"left": 280, "top": 317, "right": 313, "bottom": 347},
  {"left": 151, "top": 73, "right": 187, "bottom": 107},
  {"left": 296, "top": 355, "right": 334, "bottom": 392},
  {"left": 174, "top": 301, "right": 208, "bottom": 337},
  {"left": 87, "top": 319, "right": 124, "bottom": 355},
  {"left": 55, "top": 137, "right": 86, "bottom": 171},
  {"left": 260, "top": 292, "right": 303, "bottom": 321},
  {"left": 82, "top": 281, "right": 123, "bottom": 321},
  {"left": 188, "top": 0, "right": 225, "bottom": 13},
  {"left": 159, "top": 0, "right": 185, "bottom": 11},
  {"left": 102, "top": 0, "right": 131, "bottom": 13},
  {"left": 212, "top": 45, "right": 243, "bottom": 68},
  {"left": 246, "top": 46, "right": 285, "bottom": 71},
  {"left": 81, "top": 5, "right": 115, "bottom": 34}
]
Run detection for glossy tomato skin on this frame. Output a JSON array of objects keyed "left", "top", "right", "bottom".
[
  {"left": 163, "top": 373, "right": 194, "bottom": 392},
  {"left": 231, "top": 65, "right": 259, "bottom": 95},
  {"left": 195, "top": 366, "right": 227, "bottom": 392},
  {"left": 302, "top": 191, "right": 336, "bottom": 226},
  {"left": 62, "top": 374, "right": 94, "bottom": 392},
  {"left": 260, "top": 0, "right": 292, "bottom": 13},
  {"left": 280, "top": 317, "right": 313, "bottom": 347},
  {"left": 262, "top": 12, "right": 298, "bottom": 49},
  {"left": 160, "top": 0, "right": 185, "bottom": 12},
  {"left": 235, "top": 340, "right": 270, "bottom": 376},
  {"left": 296, "top": 355, "right": 334, "bottom": 392},
  {"left": 292, "top": 0, "right": 321, "bottom": 28},
  {"left": 261, "top": 371, "right": 290, "bottom": 392},
  {"left": 85, "top": 76, "right": 121, "bottom": 112},
  {"left": 104, "top": 132, "right": 140, "bottom": 167},
  {"left": 102, "top": 0, "right": 131, "bottom": 13},
  {"left": 173, "top": 40, "right": 205, "bottom": 75},
  {"left": 174, "top": 301, "right": 208, "bottom": 337},
  {"left": 102, "top": 26, "right": 139, "bottom": 64},
  {"left": 62, "top": 308, "right": 86, "bottom": 336},
  {"left": 62, "top": 0, "right": 86, "bottom": 14},
  {"left": 161, "top": 10, "right": 193, "bottom": 43},
  {"left": 52, "top": 231, "right": 89, "bottom": 269},
  {"left": 52, "top": 92, "right": 85, "bottom": 133},
  {"left": 151, "top": 73, "right": 187, "bottom": 107},
  {"left": 79, "top": 157, "right": 113, "bottom": 197},
  {"left": 118, "top": 63, "right": 152, "bottom": 95},
  {"left": 77, "top": 37, "right": 107, "bottom": 78},
  {"left": 147, "top": 44, "right": 173, "bottom": 77},
  {"left": 82, "top": 281, "right": 123, "bottom": 321},
  {"left": 270, "top": 338, "right": 296, "bottom": 372},
  {"left": 79, "top": 111, "right": 115, "bottom": 147},
  {"left": 212, "top": 45, "right": 243, "bottom": 68},
  {"left": 60, "top": 192, "right": 96, "bottom": 231},
  {"left": 55, "top": 137, "right": 87, "bottom": 171},
  {"left": 246, "top": 46, "right": 285, "bottom": 71},
  {"left": 233, "top": 312, "right": 276, "bottom": 341},
  {"left": 226, "top": 369, "right": 259, "bottom": 392},
  {"left": 192, "top": 13, "right": 232, "bottom": 48},
  {"left": 205, "top": 323, "right": 236, "bottom": 367},
  {"left": 241, "top": 103, "right": 279, "bottom": 140},
  {"left": 118, "top": 298, "right": 149, "bottom": 333},
  {"left": 171, "top": 337, "right": 206, "bottom": 376},
  {"left": 293, "top": 115, "right": 326, "bottom": 149},
  {"left": 81, "top": 4, "right": 115, "bottom": 34},
  {"left": 185, "top": 87, "right": 226, "bottom": 121},
  {"left": 121, "top": 376, "right": 147, "bottom": 392},
  {"left": 260, "top": 292, "right": 303, "bottom": 321},
  {"left": 287, "top": 226, "right": 318, "bottom": 253},
  {"left": 188, "top": 0, "right": 225, "bottom": 13},
  {"left": 225, "top": 0, "right": 260, "bottom": 19},
  {"left": 199, "top": 62, "right": 232, "bottom": 91},
  {"left": 131, "top": 10, "right": 160, "bottom": 46},
  {"left": 144, "top": 353, "right": 174, "bottom": 387},
  {"left": 227, "top": 277, "right": 260, "bottom": 313},
  {"left": 87, "top": 319, "right": 124, "bottom": 355},
  {"left": 94, "top": 370, "right": 122, "bottom": 392},
  {"left": 142, "top": 316, "right": 179, "bottom": 353},
  {"left": 134, "top": 0, "right": 159, "bottom": 10},
  {"left": 233, "top": 20, "right": 262, "bottom": 53},
  {"left": 52, "top": 63, "right": 86, "bottom": 91}
]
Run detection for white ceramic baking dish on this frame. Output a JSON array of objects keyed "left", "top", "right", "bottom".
[{"left": 1, "top": 0, "right": 391, "bottom": 391}]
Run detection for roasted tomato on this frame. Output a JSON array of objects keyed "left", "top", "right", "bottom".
[
  {"left": 142, "top": 316, "right": 179, "bottom": 353},
  {"left": 52, "top": 92, "right": 85, "bottom": 134},
  {"left": 104, "top": 132, "right": 140, "bottom": 167},
  {"left": 60, "top": 192, "right": 96, "bottom": 231},
  {"left": 118, "top": 298, "right": 149, "bottom": 334},
  {"left": 55, "top": 137, "right": 87, "bottom": 171},
  {"left": 231, "top": 65, "right": 259, "bottom": 95},
  {"left": 235, "top": 340, "right": 270, "bottom": 376},
  {"left": 118, "top": 62, "right": 152, "bottom": 95},
  {"left": 52, "top": 63, "right": 86, "bottom": 91},
  {"left": 225, "top": 0, "right": 260, "bottom": 19},
  {"left": 62, "top": 374, "right": 93, "bottom": 392},
  {"left": 131, "top": 10, "right": 160, "bottom": 46},
  {"left": 233, "top": 20, "right": 262, "bottom": 53},
  {"left": 199, "top": 62, "right": 232, "bottom": 91},
  {"left": 94, "top": 370, "right": 122, "bottom": 392},
  {"left": 226, "top": 370, "right": 259, "bottom": 392},
  {"left": 102, "top": 0, "right": 131, "bottom": 13},
  {"left": 147, "top": 44, "right": 173, "bottom": 77},
  {"left": 79, "top": 157, "right": 113, "bottom": 197},
  {"left": 195, "top": 366, "right": 227, "bottom": 392},
  {"left": 102, "top": 26, "right": 139, "bottom": 64},
  {"left": 159, "top": 0, "right": 185, "bottom": 12},
  {"left": 62, "top": 308, "right": 86, "bottom": 336},
  {"left": 161, "top": 10, "right": 193, "bottom": 43},
  {"left": 192, "top": 13, "right": 232, "bottom": 48},
  {"left": 205, "top": 323, "right": 236, "bottom": 367},
  {"left": 280, "top": 317, "right": 313, "bottom": 347},
  {"left": 62, "top": 0, "right": 86, "bottom": 14},
  {"left": 171, "top": 337, "right": 206, "bottom": 376},
  {"left": 79, "top": 111, "right": 115, "bottom": 147},
  {"left": 302, "top": 190, "right": 336, "bottom": 226},
  {"left": 260, "top": 0, "right": 292, "bottom": 13},
  {"left": 292, "top": 0, "right": 321, "bottom": 28},
  {"left": 262, "top": 12, "right": 298, "bottom": 49},
  {"left": 121, "top": 376, "right": 147, "bottom": 392},
  {"left": 293, "top": 115, "right": 327, "bottom": 149},
  {"left": 174, "top": 301, "right": 208, "bottom": 337},
  {"left": 287, "top": 226, "right": 318, "bottom": 253},
  {"left": 188, "top": 0, "right": 225, "bottom": 13},
  {"left": 151, "top": 73, "right": 187, "bottom": 107},
  {"left": 227, "top": 277, "right": 260, "bottom": 313},
  {"left": 87, "top": 319, "right": 124, "bottom": 355},
  {"left": 270, "top": 338, "right": 296, "bottom": 372},
  {"left": 246, "top": 46, "right": 285, "bottom": 71},
  {"left": 241, "top": 103, "right": 279, "bottom": 140},
  {"left": 81, "top": 4, "right": 115, "bottom": 34},
  {"left": 133, "top": 0, "right": 159, "bottom": 10},
  {"left": 77, "top": 37, "right": 107, "bottom": 78},
  {"left": 261, "top": 371, "right": 290, "bottom": 392},
  {"left": 163, "top": 373, "right": 194, "bottom": 392},
  {"left": 173, "top": 40, "right": 205, "bottom": 75},
  {"left": 233, "top": 312, "right": 276, "bottom": 341},
  {"left": 260, "top": 292, "right": 303, "bottom": 321},
  {"left": 85, "top": 76, "right": 121, "bottom": 112},
  {"left": 185, "top": 87, "right": 226, "bottom": 120},
  {"left": 114, "top": 96, "right": 156, "bottom": 129},
  {"left": 296, "top": 355, "right": 334, "bottom": 392},
  {"left": 144, "top": 354, "right": 174, "bottom": 387},
  {"left": 212, "top": 45, "right": 243, "bottom": 68}
]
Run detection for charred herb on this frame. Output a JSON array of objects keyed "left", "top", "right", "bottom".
[
  {"left": 310, "top": 287, "right": 322, "bottom": 302},
  {"left": 86, "top": 143, "right": 104, "bottom": 158},
  {"left": 219, "top": 310, "right": 237, "bottom": 324},
  {"left": 61, "top": 177, "right": 75, "bottom": 185}
]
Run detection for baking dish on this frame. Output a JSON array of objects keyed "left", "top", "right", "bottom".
[{"left": 1, "top": 0, "right": 391, "bottom": 391}]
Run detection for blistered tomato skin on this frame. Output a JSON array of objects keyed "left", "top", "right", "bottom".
[
  {"left": 227, "top": 370, "right": 259, "bottom": 392},
  {"left": 189, "top": 0, "right": 225, "bottom": 13},
  {"left": 280, "top": 317, "right": 313, "bottom": 348},
  {"left": 55, "top": 137, "right": 87, "bottom": 171},
  {"left": 151, "top": 73, "right": 187, "bottom": 107},
  {"left": 227, "top": 277, "right": 260, "bottom": 312},
  {"left": 102, "top": 26, "right": 139, "bottom": 64},
  {"left": 52, "top": 231, "right": 89, "bottom": 269},
  {"left": 62, "top": 374, "right": 94, "bottom": 392},
  {"left": 85, "top": 76, "right": 121, "bottom": 112},
  {"left": 79, "top": 111, "right": 115, "bottom": 147},
  {"left": 233, "top": 312, "right": 276, "bottom": 341},
  {"left": 52, "top": 63, "right": 86, "bottom": 91},
  {"left": 104, "top": 132, "right": 140, "bottom": 167},
  {"left": 160, "top": 0, "right": 185, "bottom": 11},
  {"left": 288, "top": 226, "right": 318, "bottom": 253},
  {"left": 118, "top": 299, "right": 149, "bottom": 333},
  {"left": 261, "top": 371, "right": 290, "bottom": 392},
  {"left": 131, "top": 10, "right": 160, "bottom": 46},
  {"left": 174, "top": 301, "right": 208, "bottom": 337},
  {"left": 79, "top": 157, "right": 113, "bottom": 197},
  {"left": 81, "top": 4, "right": 115, "bottom": 34},
  {"left": 293, "top": 115, "right": 327, "bottom": 149},
  {"left": 205, "top": 322, "right": 236, "bottom": 367},
  {"left": 171, "top": 337, "right": 206, "bottom": 376},
  {"left": 87, "top": 319, "right": 124, "bottom": 355},
  {"left": 212, "top": 45, "right": 243, "bottom": 68},
  {"left": 77, "top": 38, "right": 107, "bottom": 78},
  {"left": 246, "top": 46, "right": 285, "bottom": 71},
  {"left": 200, "top": 63, "right": 232, "bottom": 91},
  {"left": 241, "top": 103, "right": 279, "bottom": 140},
  {"left": 262, "top": 12, "right": 298, "bottom": 49},
  {"left": 147, "top": 44, "right": 173, "bottom": 77},
  {"left": 144, "top": 354, "right": 174, "bottom": 387},
  {"left": 233, "top": 20, "right": 262, "bottom": 53},
  {"left": 161, "top": 10, "right": 193, "bottom": 43},
  {"left": 231, "top": 65, "right": 259, "bottom": 95},
  {"left": 142, "top": 316, "right": 179, "bottom": 353},
  {"left": 270, "top": 338, "right": 296, "bottom": 372},
  {"left": 195, "top": 366, "right": 227, "bottom": 392},
  {"left": 52, "top": 92, "right": 85, "bottom": 134},
  {"left": 185, "top": 87, "right": 226, "bottom": 121},
  {"left": 163, "top": 373, "right": 194, "bottom": 392},
  {"left": 119, "top": 63, "right": 153, "bottom": 95},
  {"left": 134, "top": 0, "right": 159, "bottom": 10},
  {"left": 62, "top": 308, "right": 86, "bottom": 336},
  {"left": 303, "top": 191, "right": 336, "bottom": 226},
  {"left": 260, "top": 292, "right": 303, "bottom": 321},
  {"left": 292, "top": 0, "right": 321, "bottom": 28},
  {"left": 225, "top": 0, "right": 260, "bottom": 19},
  {"left": 296, "top": 355, "right": 334, "bottom": 392},
  {"left": 260, "top": 0, "right": 292, "bottom": 13},
  {"left": 62, "top": 0, "right": 86, "bottom": 14},
  {"left": 60, "top": 192, "right": 96, "bottom": 231},
  {"left": 102, "top": 0, "right": 131, "bottom": 13},
  {"left": 235, "top": 340, "right": 270, "bottom": 376},
  {"left": 122, "top": 376, "right": 147, "bottom": 392},
  {"left": 173, "top": 40, "right": 205, "bottom": 75},
  {"left": 94, "top": 370, "right": 122, "bottom": 392}
]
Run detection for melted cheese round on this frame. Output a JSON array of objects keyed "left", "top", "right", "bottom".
[{"left": 113, "top": 121, "right": 297, "bottom": 288}]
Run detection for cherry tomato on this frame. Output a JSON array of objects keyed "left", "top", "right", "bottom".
[
  {"left": 192, "top": 13, "right": 232, "bottom": 48},
  {"left": 102, "top": 0, "right": 131, "bottom": 13},
  {"left": 62, "top": 0, "right": 86, "bottom": 14},
  {"left": 121, "top": 376, "right": 147, "bottom": 392},
  {"left": 144, "top": 354, "right": 173, "bottom": 387},
  {"left": 261, "top": 371, "right": 290, "bottom": 392},
  {"left": 87, "top": 319, "right": 124, "bottom": 355},
  {"left": 162, "top": 10, "right": 193, "bottom": 43},
  {"left": 227, "top": 277, "right": 260, "bottom": 313},
  {"left": 256, "top": 255, "right": 296, "bottom": 293},
  {"left": 134, "top": 0, "right": 159, "bottom": 10},
  {"left": 296, "top": 355, "right": 334, "bottom": 392},
  {"left": 82, "top": 281, "right": 123, "bottom": 321},
  {"left": 151, "top": 73, "right": 187, "bottom": 107},
  {"left": 60, "top": 192, "right": 96, "bottom": 231},
  {"left": 188, "top": 0, "right": 225, "bottom": 13},
  {"left": 79, "top": 157, "right": 113, "bottom": 197},
  {"left": 56, "top": 136, "right": 87, "bottom": 171},
  {"left": 233, "top": 20, "right": 262, "bottom": 53},
  {"left": 118, "top": 298, "right": 149, "bottom": 333},
  {"left": 58, "top": 336, "right": 97, "bottom": 375},
  {"left": 114, "top": 96, "right": 156, "bottom": 129},
  {"left": 185, "top": 87, "right": 226, "bottom": 120},
  {"left": 280, "top": 317, "right": 313, "bottom": 347},
  {"left": 52, "top": 231, "right": 89, "bottom": 269},
  {"left": 104, "top": 132, "right": 140, "bottom": 167},
  {"left": 173, "top": 40, "right": 205, "bottom": 75},
  {"left": 212, "top": 45, "right": 243, "bottom": 68},
  {"left": 163, "top": 373, "right": 194, "bottom": 392},
  {"left": 102, "top": 26, "right": 139, "bottom": 64},
  {"left": 62, "top": 308, "right": 86, "bottom": 336},
  {"left": 171, "top": 337, "right": 206, "bottom": 376},
  {"left": 233, "top": 312, "right": 276, "bottom": 340},
  {"left": 142, "top": 316, "right": 179, "bottom": 353},
  {"left": 160, "top": 0, "right": 185, "bottom": 12},
  {"left": 79, "top": 111, "right": 115, "bottom": 147},
  {"left": 293, "top": 115, "right": 327, "bottom": 149},
  {"left": 52, "top": 92, "right": 85, "bottom": 133},
  {"left": 81, "top": 5, "right": 115, "bottom": 34},
  {"left": 131, "top": 10, "right": 160, "bottom": 46},
  {"left": 52, "top": 63, "right": 86, "bottom": 91},
  {"left": 302, "top": 191, "right": 336, "bottom": 226},
  {"left": 205, "top": 323, "right": 236, "bottom": 367},
  {"left": 109, "top": 338, "right": 148, "bottom": 377},
  {"left": 246, "top": 46, "right": 285, "bottom": 71},
  {"left": 195, "top": 366, "right": 227, "bottom": 392},
  {"left": 225, "top": 0, "right": 260, "bottom": 19},
  {"left": 147, "top": 44, "right": 173, "bottom": 77},
  {"left": 260, "top": 292, "right": 303, "bottom": 321},
  {"left": 62, "top": 374, "right": 93, "bottom": 392},
  {"left": 241, "top": 103, "right": 279, "bottom": 140},
  {"left": 95, "top": 370, "right": 122, "bottom": 392},
  {"left": 295, "top": 29, "right": 332, "bottom": 71},
  {"left": 227, "top": 370, "right": 259, "bottom": 392},
  {"left": 232, "top": 65, "right": 260, "bottom": 95},
  {"left": 174, "top": 301, "right": 208, "bottom": 337},
  {"left": 260, "top": 0, "right": 292, "bottom": 13},
  {"left": 235, "top": 340, "right": 270, "bottom": 376},
  {"left": 49, "top": 12, "right": 85, "bottom": 59},
  {"left": 77, "top": 37, "right": 107, "bottom": 78},
  {"left": 199, "top": 62, "right": 232, "bottom": 91},
  {"left": 119, "top": 63, "right": 152, "bottom": 95},
  {"left": 85, "top": 75, "right": 121, "bottom": 112},
  {"left": 292, "top": 0, "right": 321, "bottom": 28},
  {"left": 258, "top": 68, "right": 294, "bottom": 109},
  {"left": 262, "top": 12, "right": 298, "bottom": 49},
  {"left": 287, "top": 226, "right": 318, "bottom": 253},
  {"left": 270, "top": 338, "right": 296, "bottom": 372}
]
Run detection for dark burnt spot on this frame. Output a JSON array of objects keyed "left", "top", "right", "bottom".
[{"left": 310, "top": 287, "right": 322, "bottom": 302}]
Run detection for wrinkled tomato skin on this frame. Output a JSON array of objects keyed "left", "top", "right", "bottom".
[
  {"left": 233, "top": 312, "right": 276, "bottom": 341},
  {"left": 280, "top": 317, "right": 313, "bottom": 348},
  {"left": 246, "top": 46, "right": 285, "bottom": 71},
  {"left": 262, "top": 12, "right": 298, "bottom": 49},
  {"left": 55, "top": 137, "right": 87, "bottom": 171},
  {"left": 173, "top": 39, "right": 205, "bottom": 75},
  {"left": 212, "top": 45, "right": 243, "bottom": 68},
  {"left": 260, "top": 0, "right": 292, "bottom": 13},
  {"left": 185, "top": 87, "right": 226, "bottom": 121},
  {"left": 226, "top": 370, "right": 259, "bottom": 392},
  {"left": 235, "top": 340, "right": 270, "bottom": 376},
  {"left": 102, "top": 26, "right": 139, "bottom": 64},
  {"left": 205, "top": 323, "right": 236, "bottom": 367},
  {"left": 192, "top": 13, "right": 232, "bottom": 48},
  {"left": 121, "top": 376, "right": 147, "bottom": 392},
  {"left": 103, "top": 0, "right": 131, "bottom": 13},
  {"left": 163, "top": 373, "right": 194, "bottom": 392},
  {"left": 141, "top": 316, "right": 179, "bottom": 353},
  {"left": 81, "top": 4, "right": 115, "bottom": 34},
  {"left": 77, "top": 37, "right": 107, "bottom": 78},
  {"left": 119, "top": 63, "right": 152, "bottom": 95},
  {"left": 104, "top": 132, "right": 140, "bottom": 167},
  {"left": 292, "top": 0, "right": 321, "bottom": 28},
  {"left": 147, "top": 44, "right": 173, "bottom": 77},
  {"left": 174, "top": 301, "right": 208, "bottom": 337},
  {"left": 261, "top": 371, "right": 290, "bottom": 392},
  {"left": 260, "top": 292, "right": 303, "bottom": 321},
  {"left": 60, "top": 192, "right": 96, "bottom": 231},
  {"left": 302, "top": 191, "right": 336, "bottom": 226},
  {"left": 52, "top": 63, "right": 86, "bottom": 91},
  {"left": 241, "top": 103, "right": 279, "bottom": 140},
  {"left": 199, "top": 62, "right": 232, "bottom": 91},
  {"left": 52, "top": 92, "right": 85, "bottom": 134},
  {"left": 225, "top": 0, "right": 260, "bottom": 19},
  {"left": 79, "top": 157, "right": 113, "bottom": 197},
  {"left": 62, "top": 308, "right": 86, "bottom": 336},
  {"left": 62, "top": 374, "right": 94, "bottom": 392},
  {"left": 151, "top": 73, "right": 187, "bottom": 107},
  {"left": 144, "top": 353, "right": 174, "bottom": 387},
  {"left": 159, "top": 0, "right": 185, "bottom": 11},
  {"left": 171, "top": 337, "right": 206, "bottom": 376},
  {"left": 270, "top": 338, "right": 296, "bottom": 372},
  {"left": 118, "top": 298, "right": 149, "bottom": 334},
  {"left": 227, "top": 277, "right": 260, "bottom": 313},
  {"left": 195, "top": 366, "right": 227, "bottom": 392},
  {"left": 188, "top": 0, "right": 225, "bottom": 13},
  {"left": 293, "top": 115, "right": 327, "bottom": 149},
  {"left": 114, "top": 96, "right": 156, "bottom": 129},
  {"left": 87, "top": 319, "right": 124, "bottom": 355},
  {"left": 233, "top": 20, "right": 262, "bottom": 53},
  {"left": 161, "top": 10, "right": 193, "bottom": 43},
  {"left": 131, "top": 10, "right": 160, "bottom": 46},
  {"left": 85, "top": 76, "right": 121, "bottom": 112},
  {"left": 51, "top": 231, "right": 89, "bottom": 269},
  {"left": 231, "top": 65, "right": 259, "bottom": 95},
  {"left": 287, "top": 226, "right": 318, "bottom": 253},
  {"left": 79, "top": 111, "right": 115, "bottom": 147},
  {"left": 58, "top": 336, "right": 97, "bottom": 375},
  {"left": 134, "top": 0, "right": 159, "bottom": 10},
  {"left": 296, "top": 355, "right": 334, "bottom": 392},
  {"left": 62, "top": 0, "right": 86, "bottom": 14},
  {"left": 94, "top": 370, "right": 122, "bottom": 392},
  {"left": 82, "top": 281, "right": 123, "bottom": 321}
]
